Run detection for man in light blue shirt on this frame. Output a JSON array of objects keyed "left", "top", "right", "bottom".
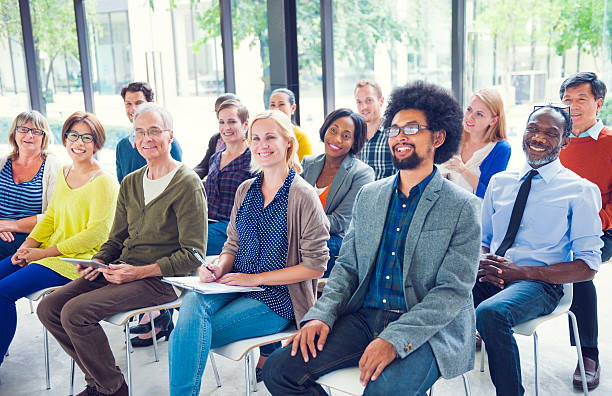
[{"left": 474, "top": 105, "right": 603, "bottom": 396}]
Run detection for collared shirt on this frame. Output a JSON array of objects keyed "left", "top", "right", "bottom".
[
  {"left": 574, "top": 119, "right": 603, "bottom": 139},
  {"left": 233, "top": 169, "right": 296, "bottom": 320},
  {"left": 363, "top": 169, "right": 436, "bottom": 311},
  {"left": 358, "top": 123, "right": 396, "bottom": 180},
  {"left": 204, "top": 149, "right": 252, "bottom": 221},
  {"left": 482, "top": 159, "right": 603, "bottom": 271}
]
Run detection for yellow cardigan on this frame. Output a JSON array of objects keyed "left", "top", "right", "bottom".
[{"left": 29, "top": 168, "right": 119, "bottom": 280}]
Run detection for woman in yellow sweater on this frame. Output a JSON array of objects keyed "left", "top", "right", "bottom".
[
  {"left": 0, "top": 111, "right": 118, "bottom": 366},
  {"left": 269, "top": 88, "right": 313, "bottom": 161}
]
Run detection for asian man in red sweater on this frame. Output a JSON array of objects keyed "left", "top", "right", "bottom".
[{"left": 559, "top": 72, "right": 611, "bottom": 390}]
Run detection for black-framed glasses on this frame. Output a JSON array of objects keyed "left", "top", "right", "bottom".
[
  {"left": 65, "top": 131, "right": 95, "bottom": 144},
  {"left": 16, "top": 126, "right": 45, "bottom": 136},
  {"left": 385, "top": 122, "right": 430, "bottom": 137},
  {"left": 533, "top": 103, "right": 571, "bottom": 117},
  {"left": 133, "top": 127, "right": 169, "bottom": 138}
]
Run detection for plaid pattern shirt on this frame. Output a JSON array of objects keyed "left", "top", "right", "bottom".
[
  {"left": 363, "top": 169, "right": 436, "bottom": 311},
  {"left": 204, "top": 148, "right": 252, "bottom": 221},
  {"left": 358, "top": 124, "right": 396, "bottom": 180}
]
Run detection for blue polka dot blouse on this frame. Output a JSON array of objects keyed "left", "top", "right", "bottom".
[{"left": 233, "top": 169, "right": 296, "bottom": 320}]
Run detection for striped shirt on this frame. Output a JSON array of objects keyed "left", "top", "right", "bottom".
[
  {"left": 204, "top": 148, "right": 252, "bottom": 221},
  {"left": 0, "top": 159, "right": 44, "bottom": 221},
  {"left": 363, "top": 169, "right": 436, "bottom": 311},
  {"left": 233, "top": 169, "right": 295, "bottom": 320},
  {"left": 358, "top": 124, "right": 396, "bottom": 180}
]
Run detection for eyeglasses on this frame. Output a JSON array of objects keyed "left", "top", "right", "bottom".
[
  {"left": 65, "top": 131, "right": 95, "bottom": 144},
  {"left": 133, "top": 127, "right": 169, "bottom": 138},
  {"left": 533, "top": 103, "right": 571, "bottom": 117},
  {"left": 385, "top": 122, "right": 430, "bottom": 137},
  {"left": 16, "top": 126, "right": 45, "bottom": 136}
]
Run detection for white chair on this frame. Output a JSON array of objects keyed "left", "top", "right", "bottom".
[
  {"left": 65, "top": 297, "right": 183, "bottom": 396},
  {"left": 315, "top": 366, "right": 471, "bottom": 395},
  {"left": 479, "top": 283, "right": 589, "bottom": 396},
  {"left": 208, "top": 328, "right": 297, "bottom": 396},
  {"left": 24, "top": 286, "right": 64, "bottom": 390}
]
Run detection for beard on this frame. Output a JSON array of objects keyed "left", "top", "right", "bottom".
[
  {"left": 522, "top": 139, "right": 562, "bottom": 167},
  {"left": 392, "top": 145, "right": 424, "bottom": 169}
]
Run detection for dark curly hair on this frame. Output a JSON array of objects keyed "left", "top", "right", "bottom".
[
  {"left": 120, "top": 81, "right": 154, "bottom": 102},
  {"left": 383, "top": 81, "right": 462, "bottom": 164},
  {"left": 318, "top": 108, "right": 367, "bottom": 156}
]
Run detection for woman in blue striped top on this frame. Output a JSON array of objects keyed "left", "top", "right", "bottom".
[{"left": 0, "top": 111, "right": 62, "bottom": 258}]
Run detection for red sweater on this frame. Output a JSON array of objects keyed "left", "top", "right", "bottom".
[{"left": 559, "top": 125, "right": 612, "bottom": 230}]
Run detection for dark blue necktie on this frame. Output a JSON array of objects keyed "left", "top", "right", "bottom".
[{"left": 495, "top": 170, "right": 539, "bottom": 257}]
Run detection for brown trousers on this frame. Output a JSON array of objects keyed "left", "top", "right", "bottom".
[{"left": 37, "top": 276, "right": 177, "bottom": 394}]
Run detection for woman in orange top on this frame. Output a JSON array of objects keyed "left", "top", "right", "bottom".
[{"left": 301, "top": 108, "right": 374, "bottom": 277}]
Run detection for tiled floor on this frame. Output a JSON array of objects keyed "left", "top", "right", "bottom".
[{"left": 2, "top": 263, "right": 611, "bottom": 395}]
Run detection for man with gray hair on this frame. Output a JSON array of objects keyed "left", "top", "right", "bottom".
[{"left": 37, "top": 103, "right": 206, "bottom": 396}]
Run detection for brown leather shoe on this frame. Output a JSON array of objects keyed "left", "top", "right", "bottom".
[
  {"left": 573, "top": 357, "right": 600, "bottom": 390},
  {"left": 100, "top": 381, "right": 128, "bottom": 396},
  {"left": 475, "top": 333, "right": 482, "bottom": 351},
  {"left": 76, "top": 385, "right": 99, "bottom": 396}
]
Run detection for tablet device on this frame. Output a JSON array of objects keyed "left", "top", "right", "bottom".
[{"left": 60, "top": 258, "right": 108, "bottom": 269}]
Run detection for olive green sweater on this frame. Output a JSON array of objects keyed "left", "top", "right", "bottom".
[{"left": 93, "top": 165, "right": 207, "bottom": 276}]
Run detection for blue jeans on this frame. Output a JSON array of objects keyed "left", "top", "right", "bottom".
[
  {"left": 0, "top": 232, "right": 29, "bottom": 259},
  {"left": 168, "top": 291, "right": 290, "bottom": 396},
  {"left": 0, "top": 255, "right": 70, "bottom": 365},
  {"left": 206, "top": 220, "right": 229, "bottom": 256},
  {"left": 474, "top": 280, "right": 563, "bottom": 396},
  {"left": 263, "top": 307, "right": 441, "bottom": 396}
]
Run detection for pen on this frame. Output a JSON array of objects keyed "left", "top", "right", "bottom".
[{"left": 190, "top": 248, "right": 216, "bottom": 281}]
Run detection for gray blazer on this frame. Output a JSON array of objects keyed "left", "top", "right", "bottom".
[
  {"left": 302, "top": 170, "right": 481, "bottom": 378},
  {"left": 301, "top": 154, "right": 374, "bottom": 237}
]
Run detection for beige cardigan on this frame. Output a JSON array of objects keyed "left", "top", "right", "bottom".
[
  {"left": 0, "top": 153, "right": 63, "bottom": 222},
  {"left": 222, "top": 173, "right": 330, "bottom": 326}
]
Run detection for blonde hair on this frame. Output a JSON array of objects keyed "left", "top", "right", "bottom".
[
  {"left": 248, "top": 110, "right": 302, "bottom": 174},
  {"left": 354, "top": 79, "right": 383, "bottom": 98},
  {"left": 8, "top": 111, "right": 51, "bottom": 160},
  {"left": 465, "top": 87, "right": 507, "bottom": 143}
]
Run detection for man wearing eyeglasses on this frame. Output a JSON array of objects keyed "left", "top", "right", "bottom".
[
  {"left": 558, "top": 72, "right": 611, "bottom": 390},
  {"left": 263, "top": 81, "right": 481, "bottom": 395},
  {"left": 117, "top": 81, "right": 183, "bottom": 182},
  {"left": 474, "top": 104, "right": 603, "bottom": 396}
]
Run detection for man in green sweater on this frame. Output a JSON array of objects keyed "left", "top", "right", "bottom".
[{"left": 37, "top": 103, "right": 207, "bottom": 396}]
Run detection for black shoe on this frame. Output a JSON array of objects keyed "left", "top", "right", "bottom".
[
  {"left": 128, "top": 309, "right": 171, "bottom": 335},
  {"left": 256, "top": 367, "right": 263, "bottom": 383},
  {"left": 128, "top": 323, "right": 152, "bottom": 335},
  {"left": 130, "top": 321, "right": 174, "bottom": 348}
]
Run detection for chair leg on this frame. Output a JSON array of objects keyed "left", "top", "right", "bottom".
[
  {"left": 533, "top": 331, "right": 539, "bottom": 396},
  {"left": 325, "top": 385, "right": 332, "bottom": 395},
  {"left": 244, "top": 351, "right": 252, "bottom": 396},
  {"left": 568, "top": 311, "right": 589, "bottom": 396},
  {"left": 250, "top": 350, "right": 258, "bottom": 392},
  {"left": 69, "top": 358, "right": 75, "bottom": 395},
  {"left": 124, "top": 323, "right": 133, "bottom": 396},
  {"left": 462, "top": 373, "right": 471, "bottom": 396},
  {"left": 209, "top": 353, "right": 222, "bottom": 387},
  {"left": 480, "top": 340, "right": 485, "bottom": 372},
  {"left": 29, "top": 299, "right": 34, "bottom": 314},
  {"left": 150, "top": 312, "right": 159, "bottom": 362},
  {"left": 43, "top": 327, "right": 51, "bottom": 390}
]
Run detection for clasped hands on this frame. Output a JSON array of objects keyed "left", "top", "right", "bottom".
[
  {"left": 11, "top": 247, "right": 46, "bottom": 267},
  {"left": 287, "top": 320, "right": 397, "bottom": 386},
  {"left": 478, "top": 253, "right": 526, "bottom": 289}
]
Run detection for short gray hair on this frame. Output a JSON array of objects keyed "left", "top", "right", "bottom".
[{"left": 133, "top": 102, "right": 173, "bottom": 130}]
